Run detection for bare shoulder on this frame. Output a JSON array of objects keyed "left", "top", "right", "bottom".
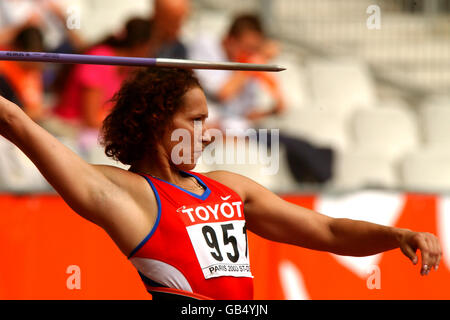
[
  {"left": 92, "top": 164, "right": 143, "bottom": 186},
  {"left": 90, "top": 164, "right": 158, "bottom": 256},
  {"left": 201, "top": 170, "right": 267, "bottom": 203},
  {"left": 92, "top": 164, "right": 156, "bottom": 213}
]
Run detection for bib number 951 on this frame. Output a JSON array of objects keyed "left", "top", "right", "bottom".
[
  {"left": 186, "top": 220, "right": 252, "bottom": 279},
  {"left": 202, "top": 223, "right": 248, "bottom": 263}
]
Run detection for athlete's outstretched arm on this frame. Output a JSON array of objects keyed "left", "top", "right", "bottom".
[
  {"left": 222, "top": 172, "right": 441, "bottom": 276},
  {"left": 0, "top": 95, "right": 150, "bottom": 254}
]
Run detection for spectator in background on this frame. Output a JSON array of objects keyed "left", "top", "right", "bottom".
[
  {"left": 148, "top": 0, "right": 190, "bottom": 59},
  {"left": 40, "top": 0, "right": 87, "bottom": 92},
  {"left": 47, "top": 17, "right": 152, "bottom": 152},
  {"left": 0, "top": 0, "right": 84, "bottom": 49},
  {"left": 0, "top": 25, "right": 46, "bottom": 122},
  {"left": 189, "top": 14, "right": 285, "bottom": 135},
  {"left": 51, "top": 17, "right": 152, "bottom": 130},
  {"left": 0, "top": 23, "right": 52, "bottom": 192},
  {"left": 0, "top": 0, "right": 40, "bottom": 46},
  {"left": 43, "top": 0, "right": 86, "bottom": 53},
  {"left": 0, "top": 25, "right": 25, "bottom": 48},
  {"left": 189, "top": 14, "right": 334, "bottom": 184},
  {"left": 0, "top": 0, "right": 87, "bottom": 94}
]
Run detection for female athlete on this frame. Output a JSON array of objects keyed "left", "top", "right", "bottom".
[{"left": 0, "top": 67, "right": 441, "bottom": 300}]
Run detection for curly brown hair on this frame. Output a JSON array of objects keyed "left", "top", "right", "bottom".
[{"left": 99, "top": 67, "right": 202, "bottom": 165}]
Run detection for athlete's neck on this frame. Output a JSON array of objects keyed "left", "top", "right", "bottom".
[{"left": 129, "top": 153, "right": 191, "bottom": 186}]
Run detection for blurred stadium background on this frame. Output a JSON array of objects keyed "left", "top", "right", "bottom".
[
  {"left": 0, "top": 0, "right": 449, "bottom": 193},
  {"left": 0, "top": 0, "right": 449, "bottom": 299}
]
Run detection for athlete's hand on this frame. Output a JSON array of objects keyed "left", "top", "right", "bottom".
[{"left": 399, "top": 230, "right": 441, "bottom": 276}]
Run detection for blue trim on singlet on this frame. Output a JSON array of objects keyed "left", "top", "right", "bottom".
[
  {"left": 127, "top": 175, "right": 162, "bottom": 259},
  {"left": 149, "top": 170, "right": 211, "bottom": 200}
]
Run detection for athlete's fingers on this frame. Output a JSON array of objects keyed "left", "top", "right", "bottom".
[
  {"left": 416, "top": 236, "right": 432, "bottom": 276},
  {"left": 428, "top": 234, "right": 442, "bottom": 271},
  {"left": 401, "top": 243, "right": 418, "bottom": 265},
  {"left": 419, "top": 233, "right": 443, "bottom": 275},
  {"left": 435, "top": 254, "right": 441, "bottom": 271}
]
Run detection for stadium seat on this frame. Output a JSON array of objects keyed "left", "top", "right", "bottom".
[
  {"left": 0, "top": 137, "right": 51, "bottom": 192},
  {"left": 331, "top": 150, "right": 398, "bottom": 190},
  {"left": 184, "top": 10, "right": 231, "bottom": 41},
  {"left": 401, "top": 149, "right": 450, "bottom": 192},
  {"left": 265, "top": 144, "right": 300, "bottom": 193},
  {"left": 85, "top": 144, "right": 130, "bottom": 170},
  {"left": 422, "top": 94, "right": 450, "bottom": 109},
  {"left": 351, "top": 106, "right": 420, "bottom": 162},
  {"left": 76, "top": 0, "right": 150, "bottom": 43},
  {"left": 274, "top": 108, "right": 350, "bottom": 153},
  {"left": 305, "top": 57, "right": 377, "bottom": 118},
  {"left": 272, "top": 52, "right": 311, "bottom": 111},
  {"left": 420, "top": 98, "right": 450, "bottom": 149}
]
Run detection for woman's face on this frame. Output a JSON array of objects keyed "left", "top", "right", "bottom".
[{"left": 160, "top": 87, "right": 211, "bottom": 171}]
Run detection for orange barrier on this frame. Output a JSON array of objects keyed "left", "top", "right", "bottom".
[{"left": 0, "top": 193, "right": 448, "bottom": 299}]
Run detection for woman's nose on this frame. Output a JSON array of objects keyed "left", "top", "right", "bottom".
[
  {"left": 201, "top": 122, "right": 212, "bottom": 143},
  {"left": 202, "top": 129, "right": 212, "bottom": 143}
]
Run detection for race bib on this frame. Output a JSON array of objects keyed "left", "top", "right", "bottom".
[{"left": 177, "top": 200, "right": 253, "bottom": 280}]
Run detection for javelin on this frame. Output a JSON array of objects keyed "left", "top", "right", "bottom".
[{"left": 0, "top": 51, "right": 285, "bottom": 72}]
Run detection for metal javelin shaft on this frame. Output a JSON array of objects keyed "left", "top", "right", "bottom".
[{"left": 0, "top": 51, "right": 286, "bottom": 72}]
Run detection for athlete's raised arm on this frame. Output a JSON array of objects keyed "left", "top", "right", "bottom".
[
  {"left": 211, "top": 170, "right": 442, "bottom": 276},
  {"left": 0, "top": 95, "right": 154, "bottom": 256}
]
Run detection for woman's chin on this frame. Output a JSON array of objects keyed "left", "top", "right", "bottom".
[
  {"left": 174, "top": 161, "right": 198, "bottom": 172},
  {"left": 171, "top": 152, "right": 203, "bottom": 172}
]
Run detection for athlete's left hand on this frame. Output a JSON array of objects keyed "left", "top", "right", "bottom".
[{"left": 399, "top": 230, "right": 442, "bottom": 276}]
